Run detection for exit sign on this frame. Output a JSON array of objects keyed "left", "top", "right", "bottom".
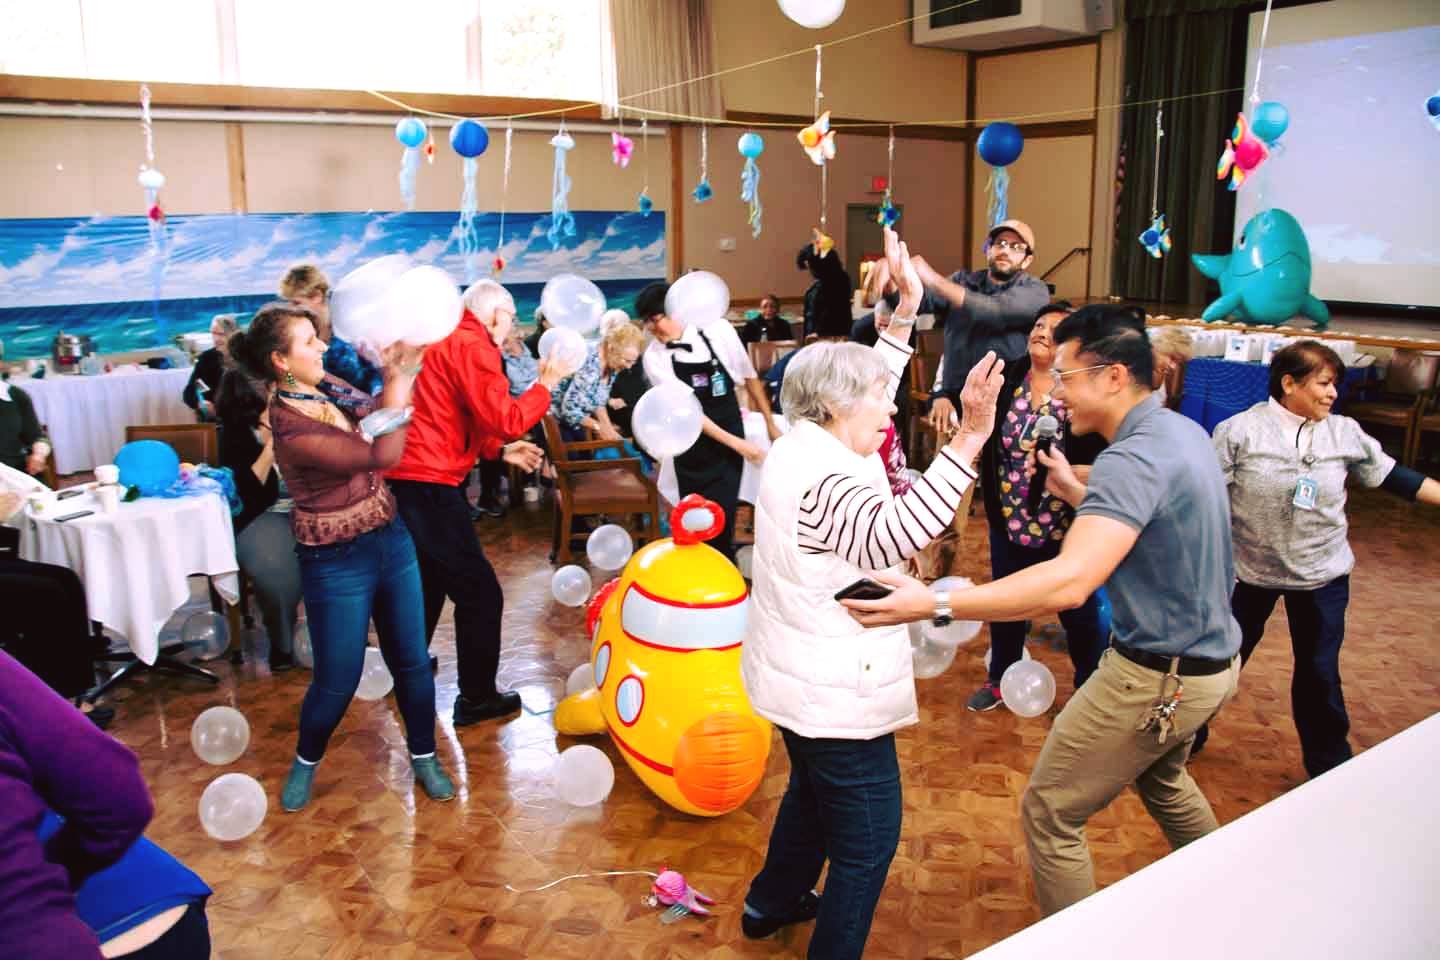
[{"left": 868, "top": 175, "right": 888, "bottom": 194}]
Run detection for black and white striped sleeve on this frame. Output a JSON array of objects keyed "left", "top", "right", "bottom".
[
  {"left": 796, "top": 446, "right": 978, "bottom": 570},
  {"left": 874, "top": 330, "right": 913, "bottom": 404}
]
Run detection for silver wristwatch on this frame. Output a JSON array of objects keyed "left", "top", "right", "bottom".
[{"left": 932, "top": 594, "right": 953, "bottom": 628}]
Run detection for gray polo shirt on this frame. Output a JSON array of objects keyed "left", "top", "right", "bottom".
[{"left": 1076, "top": 395, "right": 1241, "bottom": 660}]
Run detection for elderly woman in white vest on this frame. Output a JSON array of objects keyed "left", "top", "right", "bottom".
[{"left": 739, "top": 234, "right": 1005, "bottom": 959}]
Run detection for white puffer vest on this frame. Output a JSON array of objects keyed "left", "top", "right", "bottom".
[{"left": 741, "top": 420, "right": 917, "bottom": 740}]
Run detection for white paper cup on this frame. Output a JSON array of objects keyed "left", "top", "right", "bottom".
[
  {"left": 26, "top": 492, "right": 50, "bottom": 515},
  {"left": 95, "top": 464, "right": 120, "bottom": 485},
  {"left": 96, "top": 485, "right": 120, "bottom": 514}
]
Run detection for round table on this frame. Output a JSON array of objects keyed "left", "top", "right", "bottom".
[{"left": 18, "top": 489, "right": 238, "bottom": 664}]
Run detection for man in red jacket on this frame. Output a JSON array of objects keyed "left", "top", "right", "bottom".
[{"left": 388, "top": 280, "right": 574, "bottom": 726}]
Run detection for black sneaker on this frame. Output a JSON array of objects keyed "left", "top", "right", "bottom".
[
  {"left": 84, "top": 705, "right": 116, "bottom": 730},
  {"left": 966, "top": 683, "right": 1004, "bottom": 712},
  {"left": 741, "top": 891, "right": 821, "bottom": 940},
  {"left": 471, "top": 497, "right": 506, "bottom": 520},
  {"left": 453, "top": 691, "right": 522, "bottom": 726},
  {"left": 269, "top": 650, "right": 295, "bottom": 673}
]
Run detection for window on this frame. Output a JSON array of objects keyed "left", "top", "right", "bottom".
[{"left": 0, "top": 0, "right": 222, "bottom": 84}]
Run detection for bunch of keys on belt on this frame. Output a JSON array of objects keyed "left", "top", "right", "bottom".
[{"left": 1136, "top": 658, "right": 1184, "bottom": 745}]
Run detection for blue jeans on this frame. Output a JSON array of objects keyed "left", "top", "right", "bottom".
[
  {"left": 1232, "top": 575, "right": 1351, "bottom": 777},
  {"left": 747, "top": 728, "right": 902, "bottom": 960},
  {"left": 986, "top": 524, "right": 1107, "bottom": 688},
  {"left": 294, "top": 518, "right": 437, "bottom": 761}
]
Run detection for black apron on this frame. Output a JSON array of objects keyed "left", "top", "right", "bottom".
[{"left": 670, "top": 329, "right": 745, "bottom": 558}]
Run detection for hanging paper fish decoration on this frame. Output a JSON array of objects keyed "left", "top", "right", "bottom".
[
  {"left": 547, "top": 131, "right": 576, "bottom": 250},
  {"left": 812, "top": 227, "right": 835, "bottom": 258},
  {"left": 424, "top": 131, "right": 436, "bottom": 164},
  {"left": 692, "top": 178, "right": 713, "bottom": 203},
  {"left": 612, "top": 131, "right": 634, "bottom": 168},
  {"left": 1138, "top": 214, "right": 1172, "bottom": 259},
  {"left": 492, "top": 256, "right": 506, "bottom": 276},
  {"left": 637, "top": 190, "right": 654, "bottom": 216},
  {"left": 874, "top": 187, "right": 899, "bottom": 227},
  {"left": 738, "top": 132, "right": 764, "bottom": 239},
  {"left": 797, "top": 111, "right": 836, "bottom": 166},
  {"left": 1216, "top": 113, "right": 1269, "bottom": 191}
]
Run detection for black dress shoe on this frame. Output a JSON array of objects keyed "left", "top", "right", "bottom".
[
  {"left": 471, "top": 497, "right": 506, "bottom": 520},
  {"left": 453, "top": 691, "right": 523, "bottom": 726},
  {"left": 741, "top": 891, "right": 821, "bottom": 939}
]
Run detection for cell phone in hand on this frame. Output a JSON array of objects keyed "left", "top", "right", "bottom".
[{"left": 833, "top": 578, "right": 894, "bottom": 602}]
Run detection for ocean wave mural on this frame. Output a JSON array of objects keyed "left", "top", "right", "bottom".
[{"left": 0, "top": 210, "right": 665, "bottom": 359}]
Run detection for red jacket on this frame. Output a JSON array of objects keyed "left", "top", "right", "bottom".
[{"left": 387, "top": 311, "right": 551, "bottom": 486}]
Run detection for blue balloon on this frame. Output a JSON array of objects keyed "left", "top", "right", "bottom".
[
  {"left": 114, "top": 440, "right": 180, "bottom": 496},
  {"left": 977, "top": 122, "right": 1024, "bottom": 167},
  {"left": 737, "top": 132, "right": 765, "bottom": 159},
  {"left": 1427, "top": 92, "right": 1440, "bottom": 131},
  {"left": 449, "top": 119, "right": 489, "bottom": 158},
  {"left": 1192, "top": 209, "right": 1330, "bottom": 329},
  {"left": 1251, "top": 101, "right": 1289, "bottom": 144},
  {"left": 395, "top": 117, "right": 427, "bottom": 148}
]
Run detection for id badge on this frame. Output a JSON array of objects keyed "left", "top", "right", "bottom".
[
  {"left": 1293, "top": 476, "right": 1318, "bottom": 510},
  {"left": 710, "top": 370, "right": 727, "bottom": 398},
  {"left": 690, "top": 372, "right": 710, "bottom": 389}
]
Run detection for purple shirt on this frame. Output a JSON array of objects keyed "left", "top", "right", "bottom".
[{"left": 0, "top": 652, "right": 154, "bottom": 958}]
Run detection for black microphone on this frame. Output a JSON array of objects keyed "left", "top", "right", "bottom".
[{"left": 1027, "top": 415, "right": 1060, "bottom": 514}]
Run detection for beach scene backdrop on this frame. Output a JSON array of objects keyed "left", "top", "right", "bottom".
[{"left": 0, "top": 210, "right": 666, "bottom": 359}]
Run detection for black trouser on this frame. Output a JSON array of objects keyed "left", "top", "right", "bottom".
[
  {"left": 674, "top": 452, "right": 743, "bottom": 559},
  {"left": 0, "top": 557, "right": 96, "bottom": 698},
  {"left": 477, "top": 458, "right": 505, "bottom": 502},
  {"left": 388, "top": 480, "right": 506, "bottom": 702},
  {"left": 122, "top": 902, "right": 211, "bottom": 959},
  {"left": 1232, "top": 575, "right": 1352, "bottom": 778}
]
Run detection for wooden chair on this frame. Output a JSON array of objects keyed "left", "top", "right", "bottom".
[
  {"left": 748, "top": 340, "right": 799, "bottom": 377},
  {"left": 1407, "top": 364, "right": 1440, "bottom": 467},
  {"left": 540, "top": 414, "right": 660, "bottom": 564},
  {"left": 1345, "top": 351, "right": 1439, "bottom": 467},
  {"left": 124, "top": 423, "right": 220, "bottom": 465},
  {"left": 38, "top": 423, "right": 58, "bottom": 488},
  {"left": 907, "top": 344, "right": 945, "bottom": 466}
]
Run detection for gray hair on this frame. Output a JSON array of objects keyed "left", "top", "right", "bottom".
[
  {"left": 211, "top": 314, "right": 240, "bottom": 335},
  {"left": 781, "top": 342, "right": 891, "bottom": 427},
  {"left": 460, "top": 279, "right": 515, "bottom": 321},
  {"left": 1150, "top": 326, "right": 1194, "bottom": 360}
]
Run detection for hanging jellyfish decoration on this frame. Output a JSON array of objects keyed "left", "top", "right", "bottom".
[
  {"left": 738, "top": 132, "right": 764, "bottom": 239},
  {"left": 976, "top": 122, "right": 1024, "bottom": 226},
  {"left": 1138, "top": 106, "right": 1172, "bottom": 259},
  {"left": 1428, "top": 91, "right": 1440, "bottom": 132},
  {"left": 637, "top": 119, "right": 654, "bottom": 216},
  {"left": 548, "top": 127, "right": 576, "bottom": 250},
  {"left": 136, "top": 84, "right": 169, "bottom": 343},
  {"left": 449, "top": 119, "right": 489, "bottom": 284},
  {"left": 493, "top": 123, "right": 513, "bottom": 277},
  {"left": 395, "top": 117, "right": 427, "bottom": 210},
  {"left": 692, "top": 125, "right": 713, "bottom": 203}
]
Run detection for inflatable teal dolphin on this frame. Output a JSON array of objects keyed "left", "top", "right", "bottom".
[{"left": 1192, "top": 208, "right": 1329, "bottom": 329}]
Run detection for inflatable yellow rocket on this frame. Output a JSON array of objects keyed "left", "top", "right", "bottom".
[{"left": 555, "top": 496, "right": 772, "bottom": 817}]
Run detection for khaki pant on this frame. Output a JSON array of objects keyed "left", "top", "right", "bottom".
[{"left": 1021, "top": 647, "right": 1241, "bottom": 915}]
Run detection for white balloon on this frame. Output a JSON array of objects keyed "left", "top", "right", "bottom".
[
  {"left": 384, "top": 265, "right": 462, "bottom": 346},
  {"left": 586, "top": 523, "right": 634, "bottom": 570},
  {"left": 331, "top": 254, "right": 413, "bottom": 346},
  {"left": 191, "top": 706, "right": 251, "bottom": 765},
  {"left": 137, "top": 167, "right": 166, "bottom": 190},
  {"left": 1000, "top": 659, "right": 1057, "bottom": 718},
  {"left": 538, "top": 327, "right": 588, "bottom": 371},
  {"left": 735, "top": 544, "right": 754, "bottom": 578},
  {"left": 983, "top": 645, "right": 1031, "bottom": 671},
  {"left": 909, "top": 621, "right": 957, "bottom": 680},
  {"left": 923, "top": 576, "right": 983, "bottom": 648},
  {"left": 664, "top": 271, "right": 730, "bottom": 329},
  {"left": 551, "top": 565, "right": 593, "bottom": 607},
  {"left": 632, "top": 383, "right": 704, "bottom": 459},
  {"left": 554, "top": 744, "right": 615, "bottom": 806},
  {"left": 198, "top": 773, "right": 268, "bottom": 842},
  {"left": 293, "top": 621, "right": 313, "bottom": 669},
  {"left": 540, "top": 274, "right": 606, "bottom": 333},
  {"left": 354, "top": 647, "right": 394, "bottom": 701},
  {"left": 778, "top": 0, "right": 846, "bottom": 29},
  {"left": 565, "top": 662, "right": 597, "bottom": 696},
  {"left": 182, "top": 612, "right": 229, "bottom": 661}
]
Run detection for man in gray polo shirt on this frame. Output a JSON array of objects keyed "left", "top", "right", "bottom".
[{"left": 844, "top": 303, "right": 1242, "bottom": 916}]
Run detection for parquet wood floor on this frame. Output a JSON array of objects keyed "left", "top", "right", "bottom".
[{"left": 100, "top": 488, "right": 1440, "bottom": 959}]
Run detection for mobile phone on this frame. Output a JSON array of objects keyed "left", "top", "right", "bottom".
[
  {"left": 55, "top": 510, "right": 94, "bottom": 522},
  {"left": 56, "top": 489, "right": 85, "bottom": 501},
  {"left": 833, "top": 578, "right": 894, "bottom": 602}
]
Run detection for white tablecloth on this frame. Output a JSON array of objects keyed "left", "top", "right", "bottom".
[
  {"left": 11, "top": 368, "right": 194, "bottom": 474},
  {"left": 657, "top": 411, "right": 789, "bottom": 507},
  {"left": 972, "top": 712, "right": 1440, "bottom": 960},
  {"left": 18, "top": 490, "right": 238, "bottom": 664}
]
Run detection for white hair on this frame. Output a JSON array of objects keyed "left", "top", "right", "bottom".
[
  {"left": 781, "top": 341, "right": 891, "bottom": 426},
  {"left": 460, "top": 279, "right": 515, "bottom": 321},
  {"left": 599, "top": 308, "right": 632, "bottom": 335},
  {"left": 210, "top": 313, "right": 240, "bottom": 335}
]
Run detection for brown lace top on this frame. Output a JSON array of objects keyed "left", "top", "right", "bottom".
[{"left": 270, "top": 375, "right": 404, "bottom": 546}]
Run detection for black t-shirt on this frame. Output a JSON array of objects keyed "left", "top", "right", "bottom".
[
  {"left": 0, "top": 386, "right": 43, "bottom": 473},
  {"left": 218, "top": 416, "right": 279, "bottom": 533}
]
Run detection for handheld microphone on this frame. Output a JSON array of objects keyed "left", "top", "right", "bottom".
[{"left": 1027, "top": 415, "right": 1060, "bottom": 514}]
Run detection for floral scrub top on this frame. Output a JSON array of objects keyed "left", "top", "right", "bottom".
[
  {"left": 551, "top": 347, "right": 617, "bottom": 431},
  {"left": 998, "top": 373, "right": 1074, "bottom": 548}
]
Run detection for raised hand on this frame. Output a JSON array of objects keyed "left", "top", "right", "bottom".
[{"left": 956, "top": 351, "right": 1006, "bottom": 440}]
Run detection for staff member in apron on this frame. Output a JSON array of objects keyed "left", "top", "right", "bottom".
[{"left": 636, "top": 282, "right": 780, "bottom": 558}]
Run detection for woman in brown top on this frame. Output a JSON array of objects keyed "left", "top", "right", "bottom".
[{"left": 228, "top": 301, "right": 454, "bottom": 812}]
